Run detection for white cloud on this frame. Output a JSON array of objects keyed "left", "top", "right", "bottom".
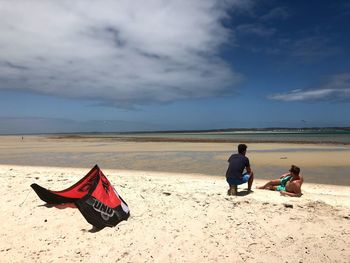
[
  {"left": 267, "top": 73, "right": 350, "bottom": 102},
  {"left": 0, "top": 0, "right": 244, "bottom": 107}
]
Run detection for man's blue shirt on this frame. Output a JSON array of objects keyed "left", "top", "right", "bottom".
[{"left": 226, "top": 153, "right": 250, "bottom": 180}]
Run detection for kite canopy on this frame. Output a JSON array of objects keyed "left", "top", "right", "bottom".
[{"left": 31, "top": 165, "right": 130, "bottom": 229}]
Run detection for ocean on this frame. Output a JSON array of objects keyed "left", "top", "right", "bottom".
[{"left": 103, "top": 129, "right": 350, "bottom": 144}]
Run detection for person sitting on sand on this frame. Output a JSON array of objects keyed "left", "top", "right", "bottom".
[
  {"left": 257, "top": 165, "right": 303, "bottom": 197},
  {"left": 226, "top": 144, "right": 254, "bottom": 195}
]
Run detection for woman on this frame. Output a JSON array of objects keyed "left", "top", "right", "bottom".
[{"left": 257, "top": 165, "right": 303, "bottom": 197}]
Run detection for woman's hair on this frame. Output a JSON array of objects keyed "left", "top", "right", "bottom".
[{"left": 289, "top": 165, "right": 300, "bottom": 175}]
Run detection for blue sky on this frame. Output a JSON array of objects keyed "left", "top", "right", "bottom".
[{"left": 0, "top": 0, "right": 349, "bottom": 133}]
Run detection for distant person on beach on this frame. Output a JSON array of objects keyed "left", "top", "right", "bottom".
[
  {"left": 226, "top": 144, "right": 254, "bottom": 195},
  {"left": 257, "top": 165, "right": 303, "bottom": 197}
]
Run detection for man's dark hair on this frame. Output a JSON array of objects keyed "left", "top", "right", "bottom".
[
  {"left": 289, "top": 165, "right": 300, "bottom": 175},
  {"left": 238, "top": 144, "right": 247, "bottom": 154}
]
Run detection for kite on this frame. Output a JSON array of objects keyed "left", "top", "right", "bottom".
[{"left": 31, "top": 165, "right": 130, "bottom": 229}]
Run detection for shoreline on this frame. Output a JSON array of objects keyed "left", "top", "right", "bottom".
[
  {"left": 3, "top": 164, "right": 350, "bottom": 204},
  {"left": 1, "top": 162, "right": 349, "bottom": 188},
  {"left": 1, "top": 135, "right": 350, "bottom": 186},
  {"left": 2, "top": 133, "right": 349, "bottom": 145},
  {"left": 48, "top": 135, "right": 350, "bottom": 145}
]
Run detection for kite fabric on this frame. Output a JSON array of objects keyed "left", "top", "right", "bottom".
[{"left": 31, "top": 165, "right": 130, "bottom": 229}]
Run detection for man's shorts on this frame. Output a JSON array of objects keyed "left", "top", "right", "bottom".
[{"left": 226, "top": 173, "right": 250, "bottom": 186}]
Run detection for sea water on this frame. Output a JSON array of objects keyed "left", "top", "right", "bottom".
[{"left": 114, "top": 129, "right": 350, "bottom": 144}]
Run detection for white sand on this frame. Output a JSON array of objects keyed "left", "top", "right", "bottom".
[{"left": 1, "top": 165, "right": 349, "bottom": 263}]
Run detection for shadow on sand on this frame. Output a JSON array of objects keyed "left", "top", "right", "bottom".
[
  {"left": 236, "top": 189, "right": 254, "bottom": 196},
  {"left": 81, "top": 226, "right": 103, "bottom": 233},
  {"left": 40, "top": 203, "right": 77, "bottom": 209}
]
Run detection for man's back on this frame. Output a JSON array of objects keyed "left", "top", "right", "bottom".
[{"left": 226, "top": 153, "right": 250, "bottom": 180}]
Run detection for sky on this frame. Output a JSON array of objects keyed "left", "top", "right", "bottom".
[{"left": 0, "top": 0, "right": 349, "bottom": 134}]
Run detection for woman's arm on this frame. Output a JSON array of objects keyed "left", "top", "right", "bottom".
[{"left": 280, "top": 173, "right": 290, "bottom": 179}]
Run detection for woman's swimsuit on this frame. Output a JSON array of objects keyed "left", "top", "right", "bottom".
[{"left": 276, "top": 176, "right": 292, "bottom": 191}]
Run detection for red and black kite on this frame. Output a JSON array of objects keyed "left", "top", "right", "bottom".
[{"left": 31, "top": 165, "right": 130, "bottom": 229}]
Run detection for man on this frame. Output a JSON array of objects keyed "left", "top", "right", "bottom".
[
  {"left": 257, "top": 165, "right": 303, "bottom": 197},
  {"left": 226, "top": 144, "right": 254, "bottom": 195}
]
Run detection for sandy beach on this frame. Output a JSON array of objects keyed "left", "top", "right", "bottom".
[
  {"left": 1, "top": 135, "right": 350, "bottom": 262},
  {"left": 1, "top": 164, "right": 349, "bottom": 263},
  {"left": 2, "top": 0, "right": 349, "bottom": 262}
]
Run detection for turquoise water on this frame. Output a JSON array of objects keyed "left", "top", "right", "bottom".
[{"left": 114, "top": 130, "right": 350, "bottom": 144}]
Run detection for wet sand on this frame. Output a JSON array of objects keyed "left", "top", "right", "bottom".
[{"left": 0, "top": 135, "right": 350, "bottom": 185}]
